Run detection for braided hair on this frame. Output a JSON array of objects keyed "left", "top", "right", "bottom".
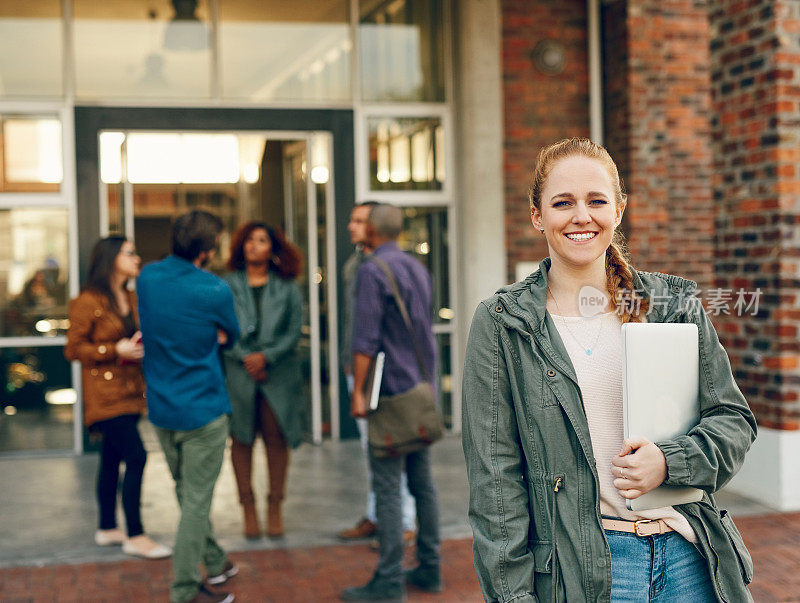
[{"left": 529, "top": 137, "right": 648, "bottom": 323}]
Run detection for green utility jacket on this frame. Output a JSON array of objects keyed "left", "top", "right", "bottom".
[
  {"left": 462, "top": 258, "right": 757, "bottom": 602},
  {"left": 223, "top": 270, "right": 306, "bottom": 448}
]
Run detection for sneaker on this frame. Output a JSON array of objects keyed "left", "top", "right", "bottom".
[
  {"left": 340, "top": 577, "right": 405, "bottom": 601},
  {"left": 405, "top": 565, "right": 443, "bottom": 594},
  {"left": 207, "top": 561, "right": 239, "bottom": 586},
  {"left": 94, "top": 528, "right": 125, "bottom": 546},
  {"left": 338, "top": 518, "right": 377, "bottom": 540},
  {"left": 122, "top": 535, "right": 172, "bottom": 559},
  {"left": 370, "top": 530, "right": 415, "bottom": 551},
  {"left": 187, "top": 584, "right": 235, "bottom": 603}
]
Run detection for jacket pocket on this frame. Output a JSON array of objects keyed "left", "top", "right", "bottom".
[
  {"left": 528, "top": 540, "right": 553, "bottom": 573},
  {"left": 719, "top": 510, "right": 753, "bottom": 585}
]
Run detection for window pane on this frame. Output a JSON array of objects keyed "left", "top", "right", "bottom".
[
  {"left": 368, "top": 117, "right": 444, "bottom": 191},
  {"left": 0, "top": 209, "right": 69, "bottom": 337},
  {"left": 73, "top": 0, "right": 212, "bottom": 99},
  {"left": 0, "top": 1, "right": 63, "bottom": 98},
  {"left": 0, "top": 345, "right": 74, "bottom": 452},
  {"left": 1, "top": 116, "right": 63, "bottom": 192},
  {"left": 360, "top": 0, "right": 445, "bottom": 102},
  {"left": 400, "top": 207, "right": 450, "bottom": 324},
  {"left": 219, "top": 0, "right": 351, "bottom": 102}
]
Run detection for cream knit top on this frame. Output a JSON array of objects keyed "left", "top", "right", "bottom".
[{"left": 550, "top": 311, "right": 697, "bottom": 543}]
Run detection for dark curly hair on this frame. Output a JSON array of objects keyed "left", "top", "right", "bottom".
[{"left": 227, "top": 221, "right": 303, "bottom": 280}]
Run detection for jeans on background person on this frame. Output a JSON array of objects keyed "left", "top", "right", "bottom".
[
  {"left": 94, "top": 413, "right": 147, "bottom": 537},
  {"left": 348, "top": 373, "right": 416, "bottom": 531},
  {"left": 154, "top": 414, "right": 231, "bottom": 603},
  {"left": 607, "top": 530, "right": 716, "bottom": 602},
  {"left": 369, "top": 447, "right": 440, "bottom": 585}
]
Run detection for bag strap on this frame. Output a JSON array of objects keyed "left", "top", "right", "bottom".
[{"left": 367, "top": 255, "right": 431, "bottom": 383}]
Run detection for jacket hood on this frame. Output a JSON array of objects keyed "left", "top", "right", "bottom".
[{"left": 487, "top": 257, "right": 699, "bottom": 335}]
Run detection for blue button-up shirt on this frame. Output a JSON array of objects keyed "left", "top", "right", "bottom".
[
  {"left": 137, "top": 255, "right": 240, "bottom": 431},
  {"left": 352, "top": 241, "right": 437, "bottom": 396}
]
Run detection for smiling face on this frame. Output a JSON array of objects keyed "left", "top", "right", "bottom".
[
  {"left": 114, "top": 240, "right": 140, "bottom": 279},
  {"left": 531, "top": 154, "right": 624, "bottom": 271},
  {"left": 243, "top": 227, "right": 272, "bottom": 266}
]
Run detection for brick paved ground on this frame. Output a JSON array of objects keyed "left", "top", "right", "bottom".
[{"left": 2, "top": 514, "right": 799, "bottom": 602}]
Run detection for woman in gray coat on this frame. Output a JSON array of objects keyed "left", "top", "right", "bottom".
[{"left": 224, "top": 222, "right": 305, "bottom": 539}]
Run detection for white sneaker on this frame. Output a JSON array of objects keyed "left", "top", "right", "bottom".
[
  {"left": 122, "top": 535, "right": 172, "bottom": 559},
  {"left": 94, "top": 528, "right": 125, "bottom": 546}
]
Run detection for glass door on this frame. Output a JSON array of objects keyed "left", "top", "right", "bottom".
[{"left": 99, "top": 130, "right": 337, "bottom": 444}]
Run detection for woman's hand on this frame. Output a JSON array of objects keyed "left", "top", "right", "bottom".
[
  {"left": 243, "top": 352, "right": 268, "bottom": 382},
  {"left": 611, "top": 437, "right": 667, "bottom": 500},
  {"left": 115, "top": 331, "right": 144, "bottom": 361}
]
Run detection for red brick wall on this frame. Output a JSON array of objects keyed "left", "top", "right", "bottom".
[
  {"left": 709, "top": 0, "right": 800, "bottom": 430},
  {"left": 501, "top": 0, "right": 590, "bottom": 281}
]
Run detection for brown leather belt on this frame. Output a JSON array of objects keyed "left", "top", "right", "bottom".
[{"left": 602, "top": 518, "right": 675, "bottom": 537}]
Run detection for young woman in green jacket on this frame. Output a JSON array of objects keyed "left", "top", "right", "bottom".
[
  {"left": 462, "top": 138, "right": 757, "bottom": 602},
  {"left": 223, "top": 222, "right": 305, "bottom": 539}
]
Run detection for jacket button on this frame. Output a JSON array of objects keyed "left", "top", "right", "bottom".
[
  {"left": 495, "top": 305, "right": 503, "bottom": 313},
  {"left": 672, "top": 285, "right": 680, "bottom": 292},
  {"left": 546, "top": 369, "right": 556, "bottom": 378},
  {"left": 98, "top": 345, "right": 107, "bottom": 354},
  {"left": 103, "top": 371, "right": 113, "bottom": 380},
  {"left": 90, "top": 369, "right": 98, "bottom": 376}
]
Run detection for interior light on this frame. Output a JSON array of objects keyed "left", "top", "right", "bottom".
[
  {"left": 377, "top": 170, "right": 390, "bottom": 183},
  {"left": 311, "top": 166, "right": 329, "bottom": 184},
  {"left": 45, "top": 388, "right": 77, "bottom": 406},
  {"left": 243, "top": 163, "right": 260, "bottom": 184},
  {"left": 415, "top": 242, "right": 430, "bottom": 255},
  {"left": 35, "top": 320, "right": 52, "bottom": 333},
  {"left": 438, "top": 308, "right": 455, "bottom": 321},
  {"left": 4, "top": 406, "right": 17, "bottom": 416}
]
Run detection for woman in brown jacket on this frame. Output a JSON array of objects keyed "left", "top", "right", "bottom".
[{"left": 65, "top": 236, "right": 170, "bottom": 559}]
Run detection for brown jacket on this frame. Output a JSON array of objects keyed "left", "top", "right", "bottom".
[{"left": 65, "top": 289, "right": 146, "bottom": 427}]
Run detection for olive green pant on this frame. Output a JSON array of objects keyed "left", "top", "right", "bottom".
[{"left": 154, "top": 414, "right": 230, "bottom": 603}]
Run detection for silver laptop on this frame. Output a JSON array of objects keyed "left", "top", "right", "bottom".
[{"left": 621, "top": 323, "right": 703, "bottom": 511}]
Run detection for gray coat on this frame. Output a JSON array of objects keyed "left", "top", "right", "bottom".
[
  {"left": 223, "top": 270, "right": 305, "bottom": 448},
  {"left": 462, "top": 258, "right": 757, "bottom": 602}
]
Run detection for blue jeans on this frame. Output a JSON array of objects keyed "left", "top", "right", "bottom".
[
  {"left": 369, "top": 447, "right": 440, "bottom": 584},
  {"left": 607, "top": 530, "right": 716, "bottom": 602}
]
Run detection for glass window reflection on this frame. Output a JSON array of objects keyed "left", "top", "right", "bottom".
[
  {"left": 0, "top": 345, "right": 74, "bottom": 452},
  {"left": 399, "top": 207, "right": 450, "bottom": 324},
  {"left": 368, "top": 117, "right": 444, "bottom": 191},
  {"left": 1, "top": 116, "right": 63, "bottom": 192},
  {"left": 0, "top": 209, "right": 70, "bottom": 337},
  {"left": 360, "top": 0, "right": 445, "bottom": 102},
  {"left": 219, "top": 0, "right": 351, "bottom": 102},
  {"left": 0, "top": 1, "right": 63, "bottom": 98},
  {"left": 73, "top": 0, "right": 212, "bottom": 99}
]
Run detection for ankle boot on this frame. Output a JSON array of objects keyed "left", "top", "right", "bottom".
[
  {"left": 231, "top": 439, "right": 261, "bottom": 538},
  {"left": 266, "top": 494, "right": 284, "bottom": 538}
]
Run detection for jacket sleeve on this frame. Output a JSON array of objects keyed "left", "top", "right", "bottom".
[
  {"left": 656, "top": 305, "right": 758, "bottom": 492},
  {"left": 64, "top": 294, "right": 118, "bottom": 364},
  {"left": 261, "top": 280, "right": 302, "bottom": 364},
  {"left": 462, "top": 303, "right": 537, "bottom": 602},
  {"left": 215, "top": 283, "right": 241, "bottom": 350}
]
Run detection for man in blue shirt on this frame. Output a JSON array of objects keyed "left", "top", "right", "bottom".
[
  {"left": 342, "top": 204, "right": 441, "bottom": 601},
  {"left": 138, "top": 210, "right": 240, "bottom": 603}
]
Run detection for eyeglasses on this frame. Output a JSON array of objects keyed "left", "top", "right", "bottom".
[{"left": 121, "top": 250, "right": 139, "bottom": 257}]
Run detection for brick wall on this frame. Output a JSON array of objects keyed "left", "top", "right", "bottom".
[
  {"left": 709, "top": 0, "right": 800, "bottom": 429},
  {"left": 501, "top": 0, "right": 590, "bottom": 281}
]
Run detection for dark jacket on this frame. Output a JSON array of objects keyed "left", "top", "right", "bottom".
[
  {"left": 462, "top": 258, "right": 757, "bottom": 602},
  {"left": 222, "top": 270, "right": 305, "bottom": 448},
  {"left": 65, "top": 289, "right": 146, "bottom": 427}
]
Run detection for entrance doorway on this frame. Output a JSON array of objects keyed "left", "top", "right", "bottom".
[{"left": 98, "top": 130, "right": 338, "bottom": 444}]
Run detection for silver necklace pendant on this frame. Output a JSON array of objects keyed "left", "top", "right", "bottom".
[{"left": 586, "top": 349, "right": 592, "bottom": 355}]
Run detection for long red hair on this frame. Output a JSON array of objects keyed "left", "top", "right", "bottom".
[{"left": 227, "top": 222, "right": 303, "bottom": 280}]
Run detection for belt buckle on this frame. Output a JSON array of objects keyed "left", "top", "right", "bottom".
[{"left": 633, "top": 519, "right": 659, "bottom": 537}]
